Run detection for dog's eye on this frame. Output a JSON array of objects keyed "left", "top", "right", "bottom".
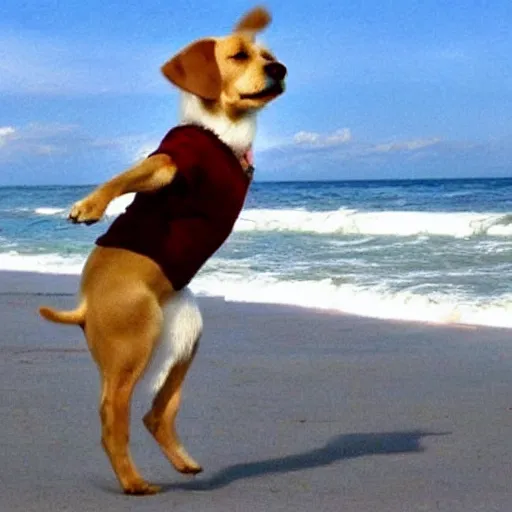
[{"left": 231, "top": 51, "right": 249, "bottom": 61}]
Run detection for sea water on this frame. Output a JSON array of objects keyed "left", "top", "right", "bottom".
[{"left": 1, "top": 179, "right": 512, "bottom": 328}]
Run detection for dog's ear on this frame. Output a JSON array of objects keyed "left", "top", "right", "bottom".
[
  {"left": 234, "top": 6, "right": 271, "bottom": 37},
  {"left": 161, "top": 39, "right": 221, "bottom": 100}
]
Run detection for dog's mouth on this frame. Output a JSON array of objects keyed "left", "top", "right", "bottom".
[{"left": 240, "top": 82, "right": 285, "bottom": 100}]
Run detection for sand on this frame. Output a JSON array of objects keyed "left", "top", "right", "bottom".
[{"left": 1, "top": 270, "right": 512, "bottom": 511}]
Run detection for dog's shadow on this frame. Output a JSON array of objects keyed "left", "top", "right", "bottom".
[{"left": 160, "top": 429, "right": 447, "bottom": 492}]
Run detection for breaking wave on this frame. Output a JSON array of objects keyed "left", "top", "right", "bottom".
[
  {"left": 1, "top": 250, "right": 511, "bottom": 328},
  {"left": 26, "top": 199, "right": 512, "bottom": 239},
  {"left": 235, "top": 209, "right": 512, "bottom": 238},
  {"left": 192, "top": 272, "right": 512, "bottom": 328}
]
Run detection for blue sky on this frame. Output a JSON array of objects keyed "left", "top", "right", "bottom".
[{"left": 1, "top": 0, "right": 512, "bottom": 184}]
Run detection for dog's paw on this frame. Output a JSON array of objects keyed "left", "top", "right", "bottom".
[
  {"left": 178, "top": 464, "right": 203, "bottom": 475},
  {"left": 123, "top": 481, "right": 161, "bottom": 496},
  {"left": 172, "top": 446, "right": 203, "bottom": 475},
  {"left": 68, "top": 194, "right": 109, "bottom": 225}
]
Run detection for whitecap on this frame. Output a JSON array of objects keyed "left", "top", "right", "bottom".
[
  {"left": 234, "top": 209, "right": 512, "bottom": 238},
  {"left": 190, "top": 271, "right": 512, "bottom": 329},
  {"left": 34, "top": 207, "right": 67, "bottom": 216},
  {"left": 0, "top": 251, "right": 85, "bottom": 274}
]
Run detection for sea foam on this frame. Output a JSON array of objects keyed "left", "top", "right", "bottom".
[
  {"left": 1, "top": 249, "right": 510, "bottom": 328},
  {"left": 34, "top": 207, "right": 67, "bottom": 216},
  {"left": 191, "top": 272, "right": 512, "bottom": 328},
  {"left": 235, "top": 209, "right": 512, "bottom": 238},
  {"left": 14, "top": 195, "right": 136, "bottom": 219},
  {"left": 0, "top": 251, "right": 85, "bottom": 275},
  {"left": 25, "top": 200, "right": 512, "bottom": 239}
]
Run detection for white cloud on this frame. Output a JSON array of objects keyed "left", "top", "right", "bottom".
[
  {"left": 0, "top": 122, "right": 162, "bottom": 170},
  {"left": 293, "top": 128, "right": 352, "bottom": 147},
  {"left": 326, "top": 128, "right": 353, "bottom": 144},
  {"left": 371, "top": 137, "right": 441, "bottom": 153},
  {"left": 0, "top": 123, "right": 99, "bottom": 162},
  {"left": 0, "top": 127, "right": 16, "bottom": 137},
  {"left": 93, "top": 135, "right": 161, "bottom": 163},
  {"left": 257, "top": 132, "right": 458, "bottom": 180},
  {"left": 262, "top": 132, "right": 444, "bottom": 164},
  {"left": 294, "top": 131, "right": 320, "bottom": 144},
  {"left": 133, "top": 140, "right": 161, "bottom": 161},
  {"left": 0, "top": 126, "right": 16, "bottom": 146}
]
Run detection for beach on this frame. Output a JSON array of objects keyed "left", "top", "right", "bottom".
[{"left": 1, "top": 270, "right": 512, "bottom": 511}]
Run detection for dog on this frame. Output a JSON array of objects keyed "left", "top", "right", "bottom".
[{"left": 39, "top": 6, "right": 286, "bottom": 495}]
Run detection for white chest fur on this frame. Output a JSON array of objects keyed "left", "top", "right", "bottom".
[{"left": 180, "top": 92, "right": 257, "bottom": 154}]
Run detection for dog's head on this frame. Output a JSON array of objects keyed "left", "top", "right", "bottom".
[{"left": 161, "top": 6, "right": 286, "bottom": 119}]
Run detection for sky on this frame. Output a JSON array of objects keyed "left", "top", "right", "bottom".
[{"left": 1, "top": 0, "right": 512, "bottom": 184}]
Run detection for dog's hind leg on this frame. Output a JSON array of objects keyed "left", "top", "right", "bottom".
[
  {"left": 143, "top": 354, "right": 202, "bottom": 474},
  {"left": 143, "top": 289, "right": 203, "bottom": 474},
  {"left": 99, "top": 373, "right": 161, "bottom": 495},
  {"left": 89, "top": 290, "right": 164, "bottom": 495}
]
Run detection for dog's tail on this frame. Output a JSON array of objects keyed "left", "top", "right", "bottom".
[{"left": 39, "top": 302, "right": 86, "bottom": 326}]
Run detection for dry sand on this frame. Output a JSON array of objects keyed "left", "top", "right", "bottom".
[{"left": 1, "top": 270, "right": 512, "bottom": 511}]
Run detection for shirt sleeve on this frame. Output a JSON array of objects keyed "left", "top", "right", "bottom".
[{"left": 149, "top": 128, "right": 201, "bottom": 187}]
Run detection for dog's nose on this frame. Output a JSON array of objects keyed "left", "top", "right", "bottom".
[{"left": 264, "top": 62, "right": 287, "bottom": 81}]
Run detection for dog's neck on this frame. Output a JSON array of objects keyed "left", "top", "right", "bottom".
[{"left": 179, "top": 93, "right": 257, "bottom": 157}]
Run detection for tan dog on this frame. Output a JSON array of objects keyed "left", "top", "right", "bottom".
[{"left": 39, "top": 6, "right": 285, "bottom": 495}]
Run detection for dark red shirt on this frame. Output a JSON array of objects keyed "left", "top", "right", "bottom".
[{"left": 96, "top": 125, "right": 250, "bottom": 290}]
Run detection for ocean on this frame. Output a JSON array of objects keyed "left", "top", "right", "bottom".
[{"left": 1, "top": 178, "right": 512, "bottom": 328}]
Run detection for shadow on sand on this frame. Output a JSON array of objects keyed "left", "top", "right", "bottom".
[{"left": 161, "top": 429, "right": 448, "bottom": 492}]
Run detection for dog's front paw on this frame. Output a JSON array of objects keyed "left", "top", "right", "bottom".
[{"left": 69, "top": 194, "right": 109, "bottom": 225}]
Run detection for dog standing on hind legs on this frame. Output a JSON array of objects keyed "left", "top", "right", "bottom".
[{"left": 39, "top": 6, "right": 286, "bottom": 495}]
